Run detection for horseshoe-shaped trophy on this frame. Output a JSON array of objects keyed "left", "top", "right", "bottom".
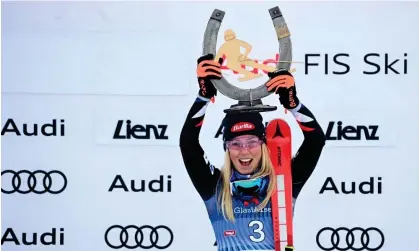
[{"left": 202, "top": 6, "right": 292, "bottom": 114}]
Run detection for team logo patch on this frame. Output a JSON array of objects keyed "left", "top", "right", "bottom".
[{"left": 231, "top": 122, "right": 255, "bottom": 132}]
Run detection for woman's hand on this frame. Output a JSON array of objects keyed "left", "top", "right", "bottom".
[
  {"left": 196, "top": 54, "right": 223, "bottom": 99},
  {"left": 265, "top": 69, "right": 300, "bottom": 109}
]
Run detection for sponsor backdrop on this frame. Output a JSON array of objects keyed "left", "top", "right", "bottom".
[{"left": 2, "top": 1, "right": 419, "bottom": 251}]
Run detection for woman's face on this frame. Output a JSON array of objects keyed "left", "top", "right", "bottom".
[{"left": 226, "top": 135, "right": 263, "bottom": 175}]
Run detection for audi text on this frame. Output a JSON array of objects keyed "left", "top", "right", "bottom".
[
  {"left": 108, "top": 175, "right": 172, "bottom": 192},
  {"left": 1, "top": 119, "right": 65, "bottom": 137},
  {"left": 1, "top": 228, "right": 64, "bottom": 246},
  {"left": 319, "top": 177, "right": 382, "bottom": 194}
]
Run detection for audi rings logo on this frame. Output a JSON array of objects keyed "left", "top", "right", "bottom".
[
  {"left": 316, "top": 227, "right": 385, "bottom": 251},
  {"left": 104, "top": 225, "right": 174, "bottom": 249},
  {"left": 1, "top": 170, "right": 67, "bottom": 194}
]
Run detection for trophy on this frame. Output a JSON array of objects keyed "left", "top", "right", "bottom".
[{"left": 202, "top": 6, "right": 292, "bottom": 114}]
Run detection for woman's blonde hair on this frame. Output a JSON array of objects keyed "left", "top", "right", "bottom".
[{"left": 216, "top": 143, "right": 276, "bottom": 222}]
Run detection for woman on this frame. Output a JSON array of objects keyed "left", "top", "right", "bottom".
[{"left": 179, "top": 54, "right": 326, "bottom": 251}]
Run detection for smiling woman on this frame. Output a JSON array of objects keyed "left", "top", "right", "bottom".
[{"left": 179, "top": 53, "right": 326, "bottom": 251}]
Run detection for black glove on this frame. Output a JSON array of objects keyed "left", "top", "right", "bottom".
[
  {"left": 266, "top": 69, "right": 300, "bottom": 109},
  {"left": 196, "top": 54, "right": 223, "bottom": 99}
]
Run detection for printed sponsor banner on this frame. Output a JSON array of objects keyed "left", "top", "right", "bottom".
[
  {"left": 208, "top": 106, "right": 397, "bottom": 150},
  {"left": 95, "top": 118, "right": 172, "bottom": 146},
  {"left": 92, "top": 97, "right": 190, "bottom": 147}
]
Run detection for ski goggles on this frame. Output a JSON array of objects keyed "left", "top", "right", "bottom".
[
  {"left": 230, "top": 176, "right": 266, "bottom": 196},
  {"left": 225, "top": 139, "right": 263, "bottom": 150}
]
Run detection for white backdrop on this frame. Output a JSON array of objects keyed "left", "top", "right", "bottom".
[{"left": 2, "top": 1, "right": 419, "bottom": 251}]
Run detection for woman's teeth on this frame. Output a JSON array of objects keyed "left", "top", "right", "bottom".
[{"left": 239, "top": 158, "right": 252, "bottom": 166}]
